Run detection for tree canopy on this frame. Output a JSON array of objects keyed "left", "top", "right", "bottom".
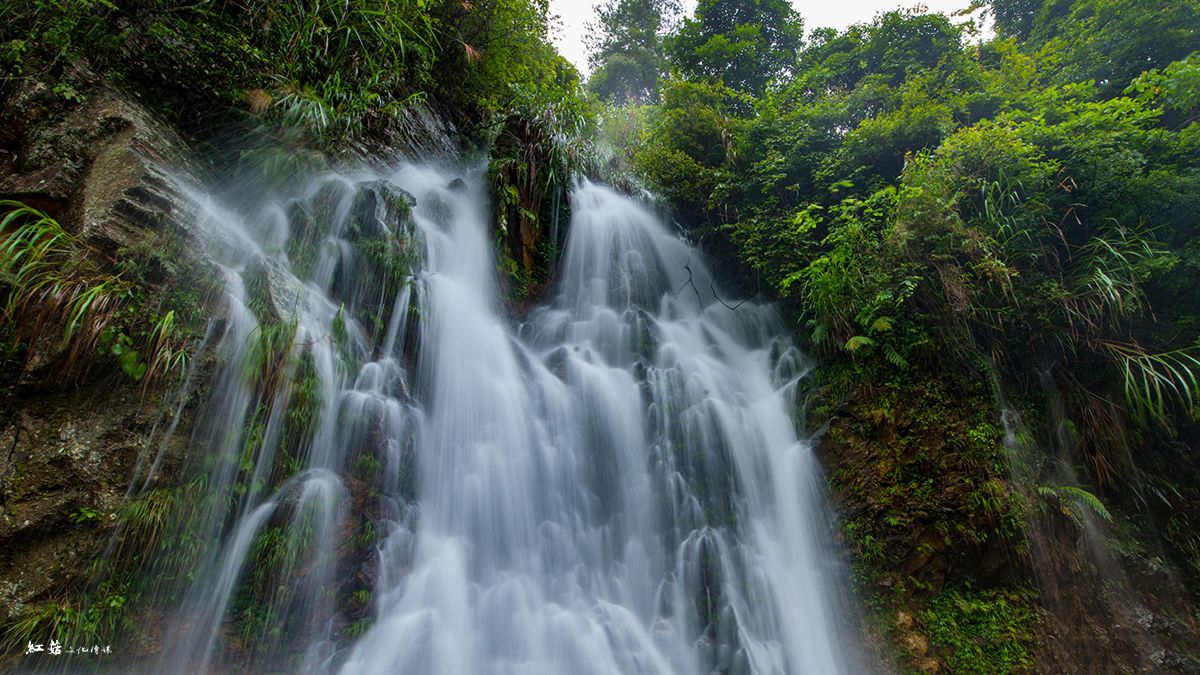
[
  {"left": 587, "top": 0, "right": 677, "bottom": 103},
  {"left": 665, "top": 0, "right": 803, "bottom": 95}
]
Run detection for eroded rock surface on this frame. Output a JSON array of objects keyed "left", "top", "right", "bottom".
[{"left": 0, "top": 76, "right": 214, "bottom": 658}]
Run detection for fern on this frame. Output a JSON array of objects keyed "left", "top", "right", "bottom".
[
  {"left": 844, "top": 335, "right": 875, "bottom": 352},
  {"left": 1037, "top": 484, "right": 1112, "bottom": 523},
  {"left": 808, "top": 321, "right": 828, "bottom": 347},
  {"left": 883, "top": 344, "right": 909, "bottom": 369}
]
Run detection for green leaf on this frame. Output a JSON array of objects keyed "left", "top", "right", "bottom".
[
  {"left": 1057, "top": 486, "right": 1112, "bottom": 522},
  {"left": 845, "top": 335, "right": 875, "bottom": 352},
  {"left": 883, "top": 344, "right": 909, "bottom": 369}
]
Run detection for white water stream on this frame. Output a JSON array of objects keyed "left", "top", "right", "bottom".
[{"left": 158, "top": 161, "right": 852, "bottom": 675}]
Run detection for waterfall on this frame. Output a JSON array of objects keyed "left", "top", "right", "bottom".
[
  {"left": 997, "top": 378, "right": 1173, "bottom": 671},
  {"left": 157, "top": 159, "right": 853, "bottom": 675}
]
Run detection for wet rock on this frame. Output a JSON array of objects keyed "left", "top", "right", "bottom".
[
  {"left": 244, "top": 254, "right": 309, "bottom": 324},
  {"left": 2, "top": 77, "right": 203, "bottom": 229},
  {"left": 354, "top": 180, "right": 416, "bottom": 239},
  {"left": 1152, "top": 648, "right": 1200, "bottom": 674},
  {"left": 544, "top": 346, "right": 569, "bottom": 379},
  {"left": 900, "top": 631, "right": 929, "bottom": 657},
  {"left": 0, "top": 386, "right": 193, "bottom": 627},
  {"left": 1, "top": 78, "right": 220, "bottom": 382},
  {"left": 0, "top": 75, "right": 212, "bottom": 268},
  {"left": 912, "top": 656, "right": 941, "bottom": 674},
  {"left": 0, "top": 75, "right": 211, "bottom": 636}
]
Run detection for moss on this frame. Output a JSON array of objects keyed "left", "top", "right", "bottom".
[
  {"left": 397, "top": 459, "right": 415, "bottom": 501},
  {"left": 921, "top": 587, "right": 1041, "bottom": 674},
  {"left": 825, "top": 379, "right": 1023, "bottom": 579},
  {"left": 817, "top": 375, "right": 1042, "bottom": 672},
  {"left": 353, "top": 454, "right": 381, "bottom": 482}
]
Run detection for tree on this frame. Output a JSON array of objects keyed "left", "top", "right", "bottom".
[
  {"left": 989, "top": 0, "right": 1045, "bottom": 39},
  {"left": 797, "top": 10, "right": 969, "bottom": 92},
  {"left": 666, "top": 0, "right": 803, "bottom": 96},
  {"left": 989, "top": 0, "right": 1200, "bottom": 98},
  {"left": 586, "top": 0, "right": 677, "bottom": 104}
]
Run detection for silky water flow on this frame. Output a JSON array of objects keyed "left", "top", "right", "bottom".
[{"left": 149, "top": 160, "right": 855, "bottom": 675}]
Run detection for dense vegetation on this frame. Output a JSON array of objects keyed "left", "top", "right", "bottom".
[
  {"left": 0, "top": 0, "right": 587, "bottom": 148},
  {"left": 593, "top": 0, "right": 1200, "bottom": 504},
  {"left": 0, "top": 1, "right": 596, "bottom": 668},
  {"left": 0, "top": 0, "right": 604, "bottom": 378}
]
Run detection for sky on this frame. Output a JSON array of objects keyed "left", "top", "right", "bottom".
[{"left": 548, "top": 0, "right": 991, "bottom": 76}]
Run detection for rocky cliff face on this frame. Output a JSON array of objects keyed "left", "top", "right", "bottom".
[
  {"left": 0, "top": 73, "right": 216, "bottom": 665},
  {"left": 0, "top": 72, "right": 458, "bottom": 672},
  {"left": 815, "top": 379, "right": 1200, "bottom": 674}
]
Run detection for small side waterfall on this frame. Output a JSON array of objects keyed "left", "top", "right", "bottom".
[
  {"left": 155, "top": 160, "right": 854, "bottom": 675},
  {"left": 998, "top": 375, "right": 1187, "bottom": 672}
]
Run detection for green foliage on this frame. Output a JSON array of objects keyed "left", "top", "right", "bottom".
[
  {"left": 232, "top": 493, "right": 327, "bottom": 658},
  {"left": 1, "top": 0, "right": 583, "bottom": 149},
  {"left": 779, "top": 187, "right": 923, "bottom": 365},
  {"left": 1, "top": 574, "right": 137, "bottom": 660},
  {"left": 799, "top": 10, "right": 974, "bottom": 91},
  {"left": 103, "top": 477, "right": 217, "bottom": 629},
  {"left": 1128, "top": 51, "right": 1200, "bottom": 126},
  {"left": 353, "top": 520, "right": 380, "bottom": 551},
  {"left": 283, "top": 352, "right": 324, "bottom": 459},
  {"left": 243, "top": 320, "right": 299, "bottom": 393},
  {"left": 632, "top": 30, "right": 1200, "bottom": 474},
  {"left": 145, "top": 310, "right": 190, "bottom": 387},
  {"left": 97, "top": 329, "right": 145, "bottom": 380},
  {"left": 353, "top": 454, "right": 382, "bottom": 482},
  {"left": 628, "top": 78, "right": 746, "bottom": 212},
  {"left": 0, "top": 200, "right": 200, "bottom": 389},
  {"left": 487, "top": 84, "right": 600, "bottom": 298},
  {"left": 69, "top": 506, "right": 102, "bottom": 524},
  {"left": 341, "top": 616, "right": 373, "bottom": 640},
  {"left": 667, "top": 0, "right": 803, "bottom": 95},
  {"left": 610, "top": 13, "right": 1200, "bottom": 657},
  {"left": 586, "top": 0, "right": 676, "bottom": 104},
  {"left": 117, "top": 487, "right": 183, "bottom": 560},
  {"left": 829, "top": 383, "right": 1024, "bottom": 572},
  {"left": 1036, "top": 483, "right": 1113, "bottom": 523},
  {"left": 1105, "top": 343, "right": 1200, "bottom": 426},
  {"left": 426, "top": 0, "right": 584, "bottom": 118},
  {"left": 991, "top": 0, "right": 1200, "bottom": 99},
  {"left": 341, "top": 589, "right": 372, "bottom": 612},
  {"left": 921, "top": 587, "right": 1041, "bottom": 673},
  {"left": 0, "top": 200, "right": 132, "bottom": 370}
]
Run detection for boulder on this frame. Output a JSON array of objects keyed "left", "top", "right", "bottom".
[{"left": 244, "top": 253, "right": 309, "bottom": 324}]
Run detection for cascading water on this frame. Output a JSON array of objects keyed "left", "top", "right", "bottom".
[
  {"left": 997, "top": 378, "right": 1181, "bottom": 671},
  {"left": 154, "top": 158, "right": 854, "bottom": 675}
]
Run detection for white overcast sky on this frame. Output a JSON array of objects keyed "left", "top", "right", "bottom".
[{"left": 549, "top": 0, "right": 991, "bottom": 75}]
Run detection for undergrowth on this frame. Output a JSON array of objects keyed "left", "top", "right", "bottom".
[
  {"left": 0, "top": 200, "right": 200, "bottom": 389},
  {"left": 921, "top": 587, "right": 1041, "bottom": 674}
]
